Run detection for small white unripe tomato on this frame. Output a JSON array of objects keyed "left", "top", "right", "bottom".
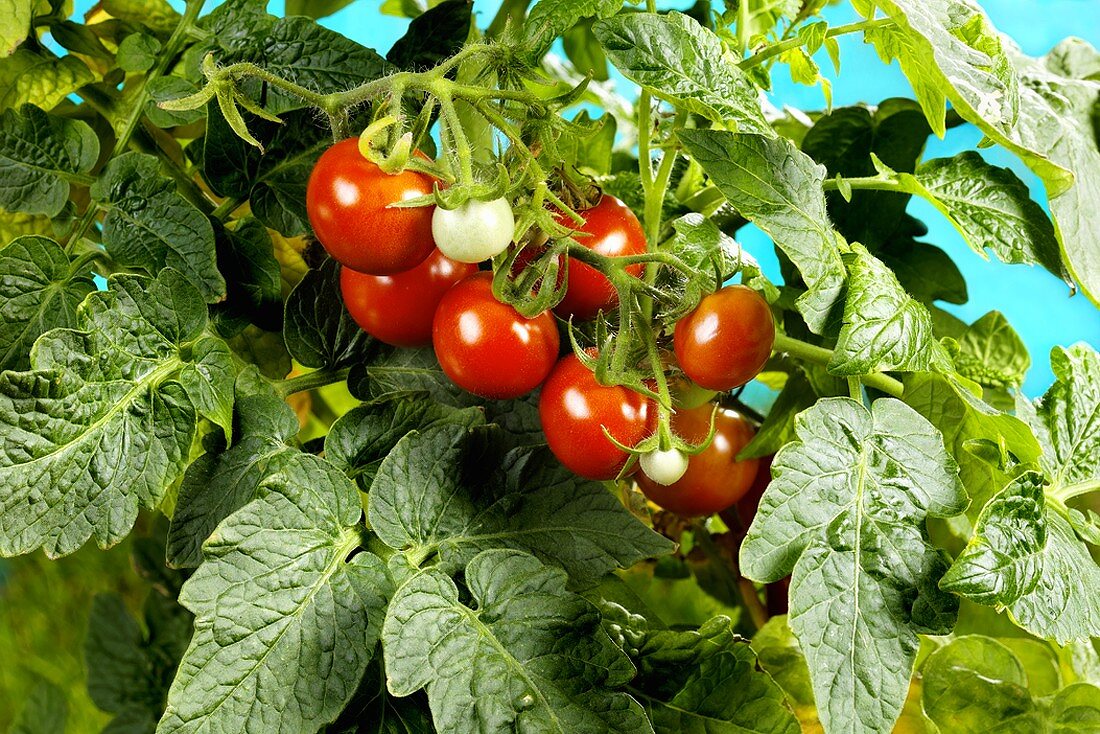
[
  {"left": 639, "top": 448, "right": 689, "bottom": 486},
  {"left": 431, "top": 197, "right": 515, "bottom": 264}
]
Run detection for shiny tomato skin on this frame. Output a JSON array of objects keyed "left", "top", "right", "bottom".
[
  {"left": 673, "top": 285, "right": 775, "bottom": 391},
  {"left": 340, "top": 250, "right": 477, "bottom": 347},
  {"left": 432, "top": 272, "right": 560, "bottom": 399},
  {"left": 539, "top": 352, "right": 656, "bottom": 480},
  {"left": 636, "top": 404, "right": 760, "bottom": 517},
  {"left": 306, "top": 139, "right": 436, "bottom": 275},
  {"left": 555, "top": 195, "right": 647, "bottom": 320}
]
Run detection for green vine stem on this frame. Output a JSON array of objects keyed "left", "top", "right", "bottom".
[
  {"left": 772, "top": 333, "right": 906, "bottom": 398},
  {"left": 738, "top": 17, "right": 897, "bottom": 70},
  {"left": 274, "top": 367, "right": 352, "bottom": 398}
]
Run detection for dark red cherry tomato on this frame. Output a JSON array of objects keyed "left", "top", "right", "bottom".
[
  {"left": 673, "top": 285, "right": 775, "bottom": 391},
  {"left": 306, "top": 139, "right": 436, "bottom": 275},
  {"left": 636, "top": 404, "right": 760, "bottom": 516},
  {"left": 340, "top": 249, "right": 477, "bottom": 347},
  {"left": 539, "top": 351, "right": 656, "bottom": 480},
  {"left": 554, "top": 195, "right": 646, "bottom": 320},
  {"left": 432, "top": 272, "right": 560, "bottom": 399}
]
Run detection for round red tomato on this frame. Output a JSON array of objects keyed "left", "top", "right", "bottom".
[
  {"left": 636, "top": 404, "right": 760, "bottom": 516},
  {"left": 539, "top": 352, "right": 655, "bottom": 480},
  {"left": 673, "top": 285, "right": 775, "bottom": 391},
  {"left": 307, "top": 139, "right": 436, "bottom": 275},
  {"left": 432, "top": 272, "right": 560, "bottom": 399},
  {"left": 340, "top": 249, "right": 476, "bottom": 347},
  {"left": 554, "top": 195, "right": 646, "bottom": 320}
]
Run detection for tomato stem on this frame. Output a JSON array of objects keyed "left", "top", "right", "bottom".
[
  {"left": 772, "top": 333, "right": 905, "bottom": 398},
  {"left": 738, "top": 17, "right": 897, "bottom": 70}
]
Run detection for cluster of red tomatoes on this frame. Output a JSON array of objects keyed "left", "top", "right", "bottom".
[{"left": 306, "top": 140, "right": 776, "bottom": 517}]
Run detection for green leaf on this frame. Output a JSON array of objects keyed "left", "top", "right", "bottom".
[
  {"left": 0, "top": 0, "right": 34, "bottom": 58},
  {"left": 211, "top": 218, "right": 283, "bottom": 334},
  {"left": 349, "top": 345, "right": 477, "bottom": 406},
  {"left": 830, "top": 244, "right": 952, "bottom": 376},
  {"left": 324, "top": 659, "right": 434, "bottom": 734},
  {"left": 160, "top": 453, "right": 391, "bottom": 734},
  {"left": 1019, "top": 343, "right": 1100, "bottom": 496},
  {"left": 751, "top": 616, "right": 818, "bottom": 728},
  {"left": 116, "top": 32, "right": 160, "bottom": 73},
  {"left": 0, "top": 49, "right": 95, "bottom": 111},
  {"left": 527, "top": 0, "right": 621, "bottom": 63},
  {"left": 9, "top": 677, "right": 67, "bottom": 734},
  {"left": 85, "top": 592, "right": 192, "bottom": 729},
  {"left": 563, "top": 19, "right": 609, "bottom": 81},
  {"left": 167, "top": 393, "right": 300, "bottom": 568},
  {"left": 595, "top": 13, "right": 772, "bottom": 137},
  {"left": 387, "top": 0, "right": 472, "bottom": 70},
  {"left": 382, "top": 549, "right": 651, "bottom": 734},
  {"left": 285, "top": 0, "right": 356, "bottom": 19},
  {"left": 678, "top": 130, "right": 846, "bottom": 333},
  {"left": 369, "top": 423, "right": 673, "bottom": 582},
  {"left": 0, "top": 235, "right": 94, "bottom": 371},
  {"left": 91, "top": 152, "right": 225, "bottom": 303},
  {"left": 102, "top": 0, "right": 179, "bottom": 35},
  {"left": 201, "top": 4, "right": 389, "bottom": 115},
  {"left": 177, "top": 336, "right": 236, "bottom": 439},
  {"left": 953, "top": 310, "right": 1030, "bottom": 389},
  {"left": 740, "top": 397, "right": 967, "bottom": 734},
  {"left": 907, "top": 152, "right": 1065, "bottom": 280},
  {"left": 879, "top": 234, "right": 968, "bottom": 306},
  {"left": 325, "top": 397, "right": 485, "bottom": 492},
  {"left": 921, "top": 635, "right": 1100, "bottom": 732},
  {"left": 0, "top": 269, "right": 221, "bottom": 558},
  {"left": 201, "top": 106, "right": 330, "bottom": 237},
  {"left": 0, "top": 104, "right": 98, "bottom": 217},
  {"left": 739, "top": 370, "right": 818, "bottom": 461},
  {"left": 284, "top": 258, "right": 376, "bottom": 370},
  {"left": 801, "top": 99, "right": 931, "bottom": 247},
  {"left": 623, "top": 615, "right": 801, "bottom": 734},
  {"left": 905, "top": 371, "right": 1041, "bottom": 517},
  {"left": 146, "top": 77, "right": 205, "bottom": 128}
]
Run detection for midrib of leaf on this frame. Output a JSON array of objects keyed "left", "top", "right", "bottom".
[
  {"left": 13, "top": 356, "right": 181, "bottom": 471},
  {"left": 849, "top": 449, "right": 868, "bottom": 714},
  {"left": 722, "top": 153, "right": 825, "bottom": 232},
  {"left": 453, "top": 587, "right": 566, "bottom": 733},
  {"left": 187, "top": 525, "right": 361, "bottom": 719}
]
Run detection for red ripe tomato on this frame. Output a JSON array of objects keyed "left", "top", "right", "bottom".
[
  {"left": 554, "top": 195, "right": 646, "bottom": 320},
  {"left": 432, "top": 272, "right": 560, "bottom": 399},
  {"left": 636, "top": 404, "right": 760, "bottom": 516},
  {"left": 673, "top": 285, "right": 775, "bottom": 391},
  {"left": 306, "top": 139, "right": 436, "bottom": 275},
  {"left": 340, "top": 249, "right": 477, "bottom": 347},
  {"left": 539, "top": 352, "right": 656, "bottom": 480}
]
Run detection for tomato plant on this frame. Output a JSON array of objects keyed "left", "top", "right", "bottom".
[
  {"left": 637, "top": 404, "right": 760, "bottom": 516},
  {"left": 432, "top": 271, "right": 560, "bottom": 399},
  {"left": 1, "top": 1, "right": 1099, "bottom": 733},
  {"left": 340, "top": 249, "right": 477, "bottom": 347},
  {"left": 539, "top": 351, "right": 656, "bottom": 480}
]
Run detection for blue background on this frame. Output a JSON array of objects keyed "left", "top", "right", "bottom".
[{"left": 88, "top": 0, "right": 1100, "bottom": 396}]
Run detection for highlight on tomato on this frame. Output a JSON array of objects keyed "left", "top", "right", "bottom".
[
  {"left": 340, "top": 249, "right": 477, "bottom": 347},
  {"left": 553, "top": 194, "right": 647, "bottom": 320},
  {"left": 432, "top": 271, "right": 560, "bottom": 400},
  {"left": 673, "top": 284, "right": 775, "bottom": 391},
  {"left": 306, "top": 138, "right": 436, "bottom": 275},
  {"left": 636, "top": 403, "right": 760, "bottom": 517},
  {"left": 538, "top": 351, "right": 656, "bottom": 481}
]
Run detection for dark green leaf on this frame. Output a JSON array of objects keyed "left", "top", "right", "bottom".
[
  {"left": 349, "top": 346, "right": 476, "bottom": 406},
  {"left": 878, "top": 235, "right": 967, "bottom": 306},
  {"left": 201, "top": 4, "right": 389, "bottom": 114},
  {"left": 116, "top": 32, "right": 160, "bottom": 73},
  {"left": 370, "top": 423, "right": 674, "bottom": 582},
  {"left": 146, "top": 77, "right": 205, "bottom": 128},
  {"left": 0, "top": 269, "right": 218, "bottom": 558},
  {"left": 325, "top": 397, "right": 484, "bottom": 492},
  {"left": 91, "top": 152, "right": 225, "bottom": 303},
  {"left": 177, "top": 335, "right": 236, "bottom": 438},
  {"left": 0, "top": 235, "right": 94, "bottom": 371},
  {"left": 0, "top": 104, "right": 98, "bottom": 217},
  {"left": 167, "top": 393, "right": 300, "bottom": 568},
  {"left": 285, "top": 0, "right": 356, "bottom": 19},
  {"left": 595, "top": 12, "right": 772, "bottom": 136},
  {"left": 740, "top": 397, "right": 967, "bottom": 734},
  {"left": 830, "top": 244, "right": 952, "bottom": 376},
  {"left": 739, "top": 370, "right": 817, "bottom": 460},
  {"left": 211, "top": 218, "right": 283, "bottom": 333},
  {"left": 679, "top": 130, "right": 846, "bottom": 333},
  {"left": 284, "top": 258, "right": 376, "bottom": 370},
  {"left": 160, "top": 454, "right": 391, "bottom": 733},
  {"left": 383, "top": 549, "right": 651, "bottom": 734},
  {"left": 9, "top": 677, "right": 67, "bottom": 734},
  {"left": 387, "top": 0, "right": 471, "bottom": 70}
]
